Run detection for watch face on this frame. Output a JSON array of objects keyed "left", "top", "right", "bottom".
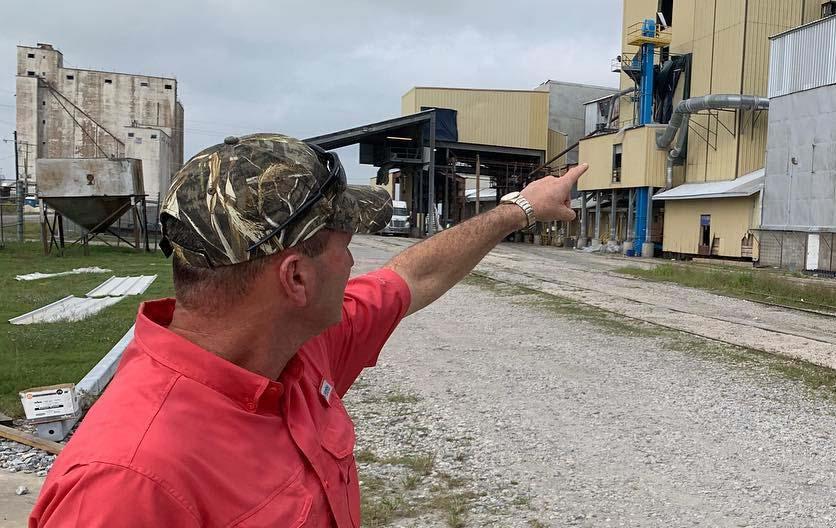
[{"left": 501, "top": 191, "right": 520, "bottom": 202}]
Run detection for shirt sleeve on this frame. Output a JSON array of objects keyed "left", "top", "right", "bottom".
[
  {"left": 30, "top": 462, "right": 200, "bottom": 528},
  {"left": 322, "top": 268, "right": 411, "bottom": 396}
]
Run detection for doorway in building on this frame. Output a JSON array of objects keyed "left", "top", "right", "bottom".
[{"left": 698, "top": 214, "right": 711, "bottom": 256}]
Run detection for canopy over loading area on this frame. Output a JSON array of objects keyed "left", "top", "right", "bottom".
[{"left": 305, "top": 109, "right": 545, "bottom": 235}]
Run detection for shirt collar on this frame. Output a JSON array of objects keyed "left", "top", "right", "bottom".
[{"left": 133, "top": 299, "right": 300, "bottom": 414}]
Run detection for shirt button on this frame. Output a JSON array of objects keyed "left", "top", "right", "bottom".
[
  {"left": 324, "top": 480, "right": 329, "bottom": 488},
  {"left": 246, "top": 401, "right": 255, "bottom": 410}
]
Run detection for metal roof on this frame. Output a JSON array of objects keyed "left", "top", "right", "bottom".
[
  {"left": 9, "top": 296, "right": 124, "bottom": 325},
  {"left": 464, "top": 188, "right": 497, "bottom": 203},
  {"left": 86, "top": 275, "right": 157, "bottom": 297},
  {"left": 653, "top": 169, "right": 764, "bottom": 201}
]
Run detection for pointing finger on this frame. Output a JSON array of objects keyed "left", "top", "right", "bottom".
[{"left": 561, "top": 163, "right": 588, "bottom": 185}]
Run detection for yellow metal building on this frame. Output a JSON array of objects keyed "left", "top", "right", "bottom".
[
  {"left": 577, "top": 0, "right": 822, "bottom": 258},
  {"left": 402, "top": 87, "right": 567, "bottom": 160}
]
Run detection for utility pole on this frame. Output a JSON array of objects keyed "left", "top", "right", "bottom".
[
  {"left": 14, "top": 131, "right": 23, "bottom": 242},
  {"left": 475, "top": 153, "right": 481, "bottom": 215}
]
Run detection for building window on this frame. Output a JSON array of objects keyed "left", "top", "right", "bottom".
[
  {"left": 104, "top": 79, "right": 113, "bottom": 84},
  {"left": 141, "top": 82, "right": 149, "bottom": 87},
  {"left": 150, "top": 134, "right": 157, "bottom": 139},
  {"left": 612, "top": 144, "right": 623, "bottom": 183},
  {"left": 658, "top": 0, "right": 673, "bottom": 27},
  {"left": 66, "top": 74, "right": 74, "bottom": 80},
  {"left": 27, "top": 53, "right": 35, "bottom": 58},
  {"left": 128, "top": 132, "right": 135, "bottom": 138},
  {"left": 42, "top": 120, "right": 46, "bottom": 124},
  {"left": 27, "top": 71, "right": 35, "bottom": 76},
  {"left": 42, "top": 101, "right": 46, "bottom": 106},
  {"left": 164, "top": 84, "right": 172, "bottom": 90}
]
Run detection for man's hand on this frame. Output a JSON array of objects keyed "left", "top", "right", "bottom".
[{"left": 520, "top": 163, "right": 588, "bottom": 223}]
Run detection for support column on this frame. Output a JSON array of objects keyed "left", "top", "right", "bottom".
[
  {"left": 642, "top": 186, "right": 655, "bottom": 257},
  {"left": 475, "top": 153, "right": 481, "bottom": 215},
  {"left": 593, "top": 190, "right": 602, "bottom": 247},
  {"left": 624, "top": 188, "right": 635, "bottom": 255},
  {"left": 427, "top": 111, "right": 437, "bottom": 236},
  {"left": 609, "top": 189, "right": 617, "bottom": 243},
  {"left": 577, "top": 192, "right": 588, "bottom": 248}
]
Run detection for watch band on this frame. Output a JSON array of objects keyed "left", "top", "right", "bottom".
[{"left": 501, "top": 194, "right": 536, "bottom": 230}]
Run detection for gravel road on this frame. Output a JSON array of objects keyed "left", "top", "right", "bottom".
[
  {"left": 346, "top": 236, "right": 836, "bottom": 527},
  {"left": 3, "top": 236, "right": 836, "bottom": 527}
]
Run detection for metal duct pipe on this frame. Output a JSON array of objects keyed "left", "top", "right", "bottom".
[
  {"left": 606, "top": 87, "right": 637, "bottom": 129},
  {"left": 655, "top": 94, "right": 769, "bottom": 188}
]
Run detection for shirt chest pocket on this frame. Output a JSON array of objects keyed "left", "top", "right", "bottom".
[
  {"left": 321, "top": 394, "right": 356, "bottom": 459},
  {"left": 320, "top": 394, "right": 361, "bottom": 528},
  {"left": 231, "top": 475, "right": 313, "bottom": 528}
]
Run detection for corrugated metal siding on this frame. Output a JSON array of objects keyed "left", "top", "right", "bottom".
[
  {"left": 661, "top": 195, "right": 758, "bottom": 256},
  {"left": 401, "top": 88, "right": 416, "bottom": 116},
  {"left": 738, "top": 0, "right": 805, "bottom": 178},
  {"left": 410, "top": 88, "right": 548, "bottom": 150},
  {"left": 769, "top": 15, "right": 836, "bottom": 98},
  {"left": 680, "top": 0, "right": 807, "bottom": 183},
  {"left": 86, "top": 275, "right": 157, "bottom": 297},
  {"left": 9, "top": 296, "right": 124, "bottom": 325},
  {"left": 547, "top": 129, "right": 568, "bottom": 166}
]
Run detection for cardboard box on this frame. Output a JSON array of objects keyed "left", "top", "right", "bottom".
[{"left": 19, "top": 383, "right": 80, "bottom": 423}]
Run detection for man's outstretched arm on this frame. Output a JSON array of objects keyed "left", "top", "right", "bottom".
[{"left": 384, "top": 164, "right": 587, "bottom": 316}]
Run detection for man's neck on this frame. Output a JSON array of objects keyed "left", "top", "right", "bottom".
[{"left": 167, "top": 306, "right": 309, "bottom": 380}]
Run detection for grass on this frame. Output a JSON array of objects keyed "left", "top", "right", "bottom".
[
  {"left": 385, "top": 391, "right": 420, "bottom": 404},
  {"left": 381, "top": 452, "right": 436, "bottom": 475},
  {"left": 464, "top": 270, "right": 836, "bottom": 403},
  {"left": 617, "top": 263, "right": 836, "bottom": 312},
  {"left": 0, "top": 241, "right": 172, "bottom": 417}
]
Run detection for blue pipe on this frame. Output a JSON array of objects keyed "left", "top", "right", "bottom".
[{"left": 639, "top": 19, "right": 656, "bottom": 125}]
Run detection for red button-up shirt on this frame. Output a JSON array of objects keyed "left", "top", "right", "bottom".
[{"left": 30, "top": 269, "right": 411, "bottom": 528}]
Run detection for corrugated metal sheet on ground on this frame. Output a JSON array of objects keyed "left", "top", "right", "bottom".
[
  {"left": 9, "top": 296, "right": 124, "bottom": 325},
  {"left": 86, "top": 275, "right": 157, "bottom": 297},
  {"left": 653, "top": 169, "right": 764, "bottom": 201}
]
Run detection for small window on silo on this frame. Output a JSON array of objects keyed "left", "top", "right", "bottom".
[
  {"left": 27, "top": 71, "right": 35, "bottom": 76},
  {"left": 150, "top": 134, "right": 158, "bottom": 139},
  {"left": 66, "top": 74, "right": 74, "bottom": 80},
  {"left": 164, "top": 84, "right": 172, "bottom": 90},
  {"left": 42, "top": 120, "right": 45, "bottom": 124},
  {"left": 104, "top": 79, "right": 113, "bottom": 84},
  {"left": 128, "top": 132, "right": 135, "bottom": 138},
  {"left": 27, "top": 53, "right": 35, "bottom": 58},
  {"left": 141, "top": 82, "right": 149, "bottom": 87}
]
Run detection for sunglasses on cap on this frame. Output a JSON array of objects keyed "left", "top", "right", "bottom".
[{"left": 246, "top": 143, "right": 347, "bottom": 253}]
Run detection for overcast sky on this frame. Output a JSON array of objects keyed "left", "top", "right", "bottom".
[{"left": 0, "top": 0, "right": 622, "bottom": 185}]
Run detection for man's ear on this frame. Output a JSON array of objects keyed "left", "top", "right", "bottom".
[{"left": 276, "top": 253, "right": 311, "bottom": 307}]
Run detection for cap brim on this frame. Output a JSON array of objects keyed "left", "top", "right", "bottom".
[{"left": 328, "top": 185, "right": 393, "bottom": 235}]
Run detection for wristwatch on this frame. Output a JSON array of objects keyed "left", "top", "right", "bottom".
[{"left": 499, "top": 191, "right": 536, "bottom": 231}]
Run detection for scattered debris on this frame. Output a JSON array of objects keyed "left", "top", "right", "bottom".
[
  {"left": 9, "top": 295, "right": 123, "bottom": 325},
  {"left": 15, "top": 486, "right": 29, "bottom": 496},
  {"left": 9, "top": 275, "right": 155, "bottom": 325},
  {"left": 15, "top": 267, "right": 111, "bottom": 281},
  {"left": 86, "top": 275, "right": 156, "bottom": 297},
  {"left": 0, "top": 425, "right": 64, "bottom": 455}
]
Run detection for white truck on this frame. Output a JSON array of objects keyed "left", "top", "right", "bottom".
[{"left": 382, "top": 200, "right": 410, "bottom": 236}]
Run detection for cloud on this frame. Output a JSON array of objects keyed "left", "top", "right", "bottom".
[{"left": 0, "top": 0, "right": 622, "bottom": 183}]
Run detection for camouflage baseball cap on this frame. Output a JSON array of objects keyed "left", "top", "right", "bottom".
[{"left": 160, "top": 133, "right": 392, "bottom": 267}]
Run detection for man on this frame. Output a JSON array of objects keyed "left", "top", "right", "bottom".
[{"left": 30, "top": 133, "right": 585, "bottom": 527}]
